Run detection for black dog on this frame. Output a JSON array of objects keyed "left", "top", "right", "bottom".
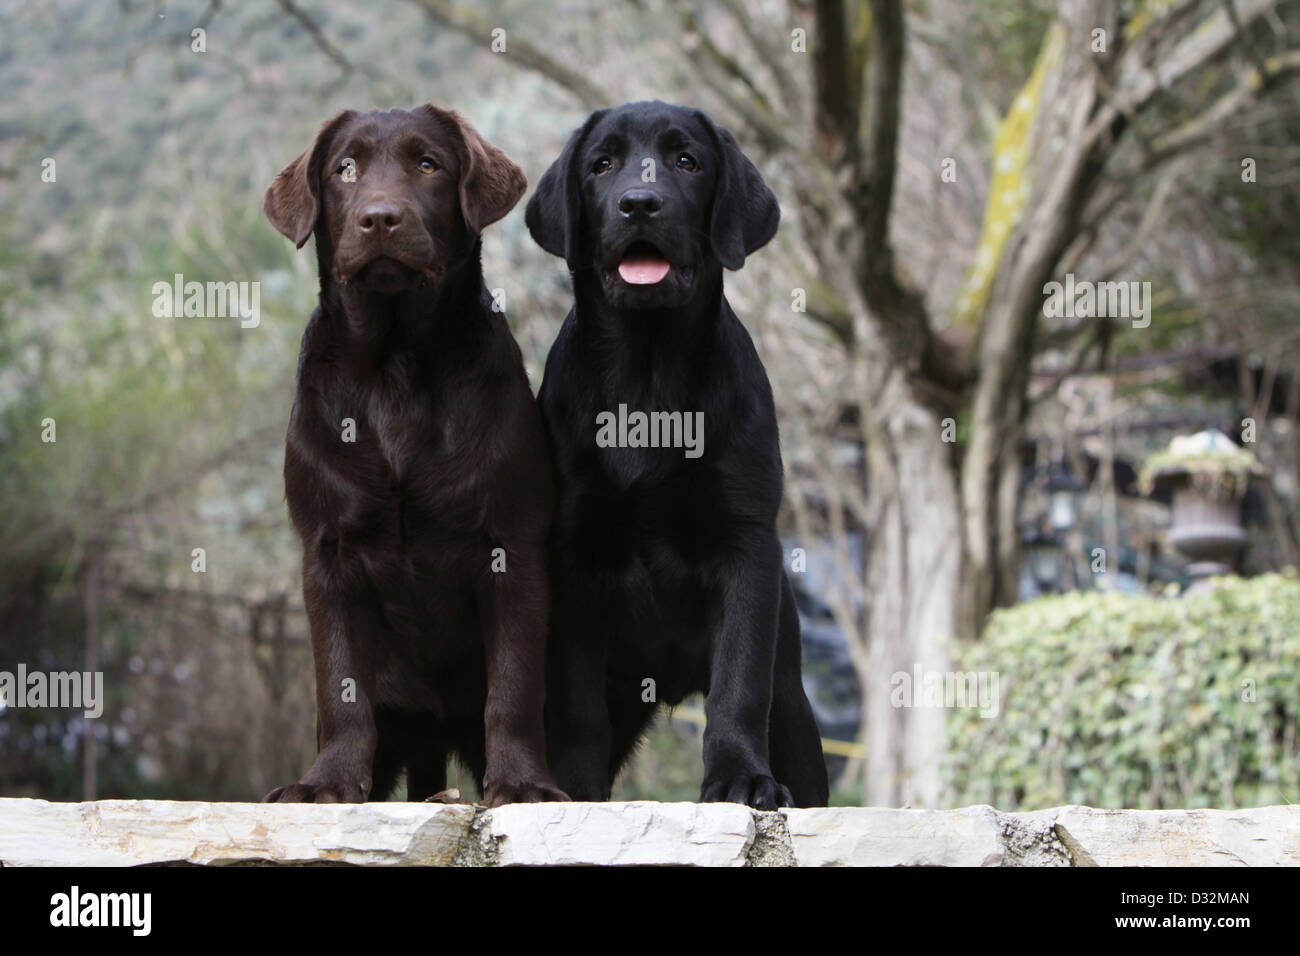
[
  {"left": 526, "top": 101, "right": 829, "bottom": 809},
  {"left": 262, "top": 105, "right": 566, "bottom": 807}
]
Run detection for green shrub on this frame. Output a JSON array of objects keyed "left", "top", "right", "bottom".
[{"left": 945, "top": 573, "right": 1300, "bottom": 810}]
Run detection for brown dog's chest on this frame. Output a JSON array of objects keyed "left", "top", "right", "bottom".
[{"left": 290, "top": 376, "right": 494, "bottom": 551}]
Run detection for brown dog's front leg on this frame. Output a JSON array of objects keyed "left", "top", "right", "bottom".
[
  {"left": 476, "top": 542, "right": 569, "bottom": 807},
  {"left": 265, "top": 573, "right": 379, "bottom": 803}
]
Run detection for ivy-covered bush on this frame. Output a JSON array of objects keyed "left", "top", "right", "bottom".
[{"left": 945, "top": 573, "right": 1300, "bottom": 810}]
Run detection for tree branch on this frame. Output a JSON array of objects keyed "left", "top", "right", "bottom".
[
  {"left": 274, "top": 0, "right": 407, "bottom": 95},
  {"left": 858, "top": 0, "right": 903, "bottom": 261},
  {"left": 408, "top": 0, "right": 606, "bottom": 109},
  {"left": 668, "top": 1, "right": 797, "bottom": 154},
  {"left": 274, "top": 0, "right": 353, "bottom": 74},
  {"left": 1097, "top": 0, "right": 1283, "bottom": 137},
  {"left": 720, "top": 0, "right": 802, "bottom": 107},
  {"left": 1146, "top": 48, "right": 1300, "bottom": 157},
  {"left": 1095, "top": 155, "right": 1188, "bottom": 281},
  {"left": 671, "top": 0, "right": 775, "bottom": 114},
  {"left": 818, "top": 0, "right": 937, "bottom": 379},
  {"left": 1223, "top": 0, "right": 1271, "bottom": 80},
  {"left": 1082, "top": 45, "right": 1300, "bottom": 225},
  {"left": 812, "top": 0, "right": 860, "bottom": 165}
]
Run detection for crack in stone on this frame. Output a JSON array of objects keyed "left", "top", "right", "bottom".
[
  {"left": 997, "top": 810, "right": 1075, "bottom": 866},
  {"left": 1050, "top": 821, "right": 1096, "bottom": 867},
  {"left": 745, "top": 810, "right": 796, "bottom": 867},
  {"left": 451, "top": 806, "right": 497, "bottom": 867}
]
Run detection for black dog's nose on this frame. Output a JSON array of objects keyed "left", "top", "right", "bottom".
[
  {"left": 357, "top": 202, "right": 404, "bottom": 234},
  {"left": 618, "top": 189, "right": 663, "bottom": 220}
]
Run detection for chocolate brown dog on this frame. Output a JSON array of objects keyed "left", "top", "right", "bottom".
[{"left": 262, "top": 105, "right": 565, "bottom": 806}]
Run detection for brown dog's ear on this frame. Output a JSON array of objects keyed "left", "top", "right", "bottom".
[
  {"left": 424, "top": 106, "right": 526, "bottom": 235},
  {"left": 264, "top": 110, "right": 356, "bottom": 249}
]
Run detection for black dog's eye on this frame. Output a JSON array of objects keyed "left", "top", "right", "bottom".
[
  {"left": 591, "top": 157, "right": 613, "bottom": 175},
  {"left": 675, "top": 152, "right": 699, "bottom": 172},
  {"left": 418, "top": 157, "right": 437, "bottom": 174}
]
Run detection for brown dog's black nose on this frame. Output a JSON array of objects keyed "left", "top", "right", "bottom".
[
  {"left": 618, "top": 189, "right": 662, "bottom": 220},
  {"left": 357, "top": 201, "right": 404, "bottom": 235}
]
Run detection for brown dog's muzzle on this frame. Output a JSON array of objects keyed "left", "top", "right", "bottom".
[
  {"left": 334, "top": 194, "right": 439, "bottom": 285},
  {"left": 357, "top": 200, "right": 404, "bottom": 236}
]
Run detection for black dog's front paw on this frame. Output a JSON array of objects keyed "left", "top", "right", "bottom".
[
  {"left": 700, "top": 773, "right": 793, "bottom": 810},
  {"left": 550, "top": 758, "right": 613, "bottom": 802}
]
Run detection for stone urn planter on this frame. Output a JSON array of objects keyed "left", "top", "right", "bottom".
[{"left": 1139, "top": 430, "right": 1264, "bottom": 581}]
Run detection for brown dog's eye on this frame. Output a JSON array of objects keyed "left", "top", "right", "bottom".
[
  {"left": 675, "top": 153, "right": 699, "bottom": 172},
  {"left": 418, "top": 158, "right": 437, "bottom": 174},
  {"left": 592, "top": 157, "right": 612, "bottom": 175},
  {"left": 338, "top": 158, "right": 358, "bottom": 182}
]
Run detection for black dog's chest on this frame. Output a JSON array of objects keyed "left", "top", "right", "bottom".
[
  {"left": 572, "top": 459, "right": 728, "bottom": 566},
  {"left": 574, "top": 471, "right": 718, "bottom": 647}
]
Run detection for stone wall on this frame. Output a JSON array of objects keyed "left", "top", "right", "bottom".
[{"left": 1, "top": 799, "right": 1296, "bottom": 866}]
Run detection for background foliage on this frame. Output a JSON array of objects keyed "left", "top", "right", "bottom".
[{"left": 946, "top": 573, "right": 1300, "bottom": 809}]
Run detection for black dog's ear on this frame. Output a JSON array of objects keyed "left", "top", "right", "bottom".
[
  {"left": 264, "top": 110, "right": 357, "bottom": 249},
  {"left": 423, "top": 106, "right": 527, "bottom": 234},
  {"left": 698, "top": 114, "right": 780, "bottom": 270},
  {"left": 526, "top": 110, "right": 607, "bottom": 267}
]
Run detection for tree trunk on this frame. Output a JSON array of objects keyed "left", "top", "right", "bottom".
[
  {"left": 861, "top": 369, "right": 962, "bottom": 807},
  {"left": 81, "top": 548, "right": 102, "bottom": 802}
]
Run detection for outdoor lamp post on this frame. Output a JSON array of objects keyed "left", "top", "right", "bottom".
[
  {"left": 1022, "top": 526, "right": 1063, "bottom": 594},
  {"left": 1139, "top": 430, "right": 1264, "bottom": 588},
  {"left": 1046, "top": 462, "right": 1084, "bottom": 533}
]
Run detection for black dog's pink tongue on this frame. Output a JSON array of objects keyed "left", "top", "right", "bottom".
[{"left": 618, "top": 254, "right": 671, "bottom": 285}]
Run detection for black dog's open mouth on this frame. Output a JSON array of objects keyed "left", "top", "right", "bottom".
[{"left": 615, "top": 240, "right": 673, "bottom": 285}]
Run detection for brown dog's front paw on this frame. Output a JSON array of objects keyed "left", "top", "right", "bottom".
[
  {"left": 481, "top": 780, "right": 571, "bottom": 807},
  {"left": 700, "top": 773, "right": 792, "bottom": 811},
  {"left": 262, "top": 778, "right": 369, "bottom": 803}
]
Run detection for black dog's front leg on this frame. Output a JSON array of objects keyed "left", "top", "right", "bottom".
[
  {"left": 545, "top": 593, "right": 613, "bottom": 801},
  {"left": 700, "top": 537, "right": 793, "bottom": 810}
]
